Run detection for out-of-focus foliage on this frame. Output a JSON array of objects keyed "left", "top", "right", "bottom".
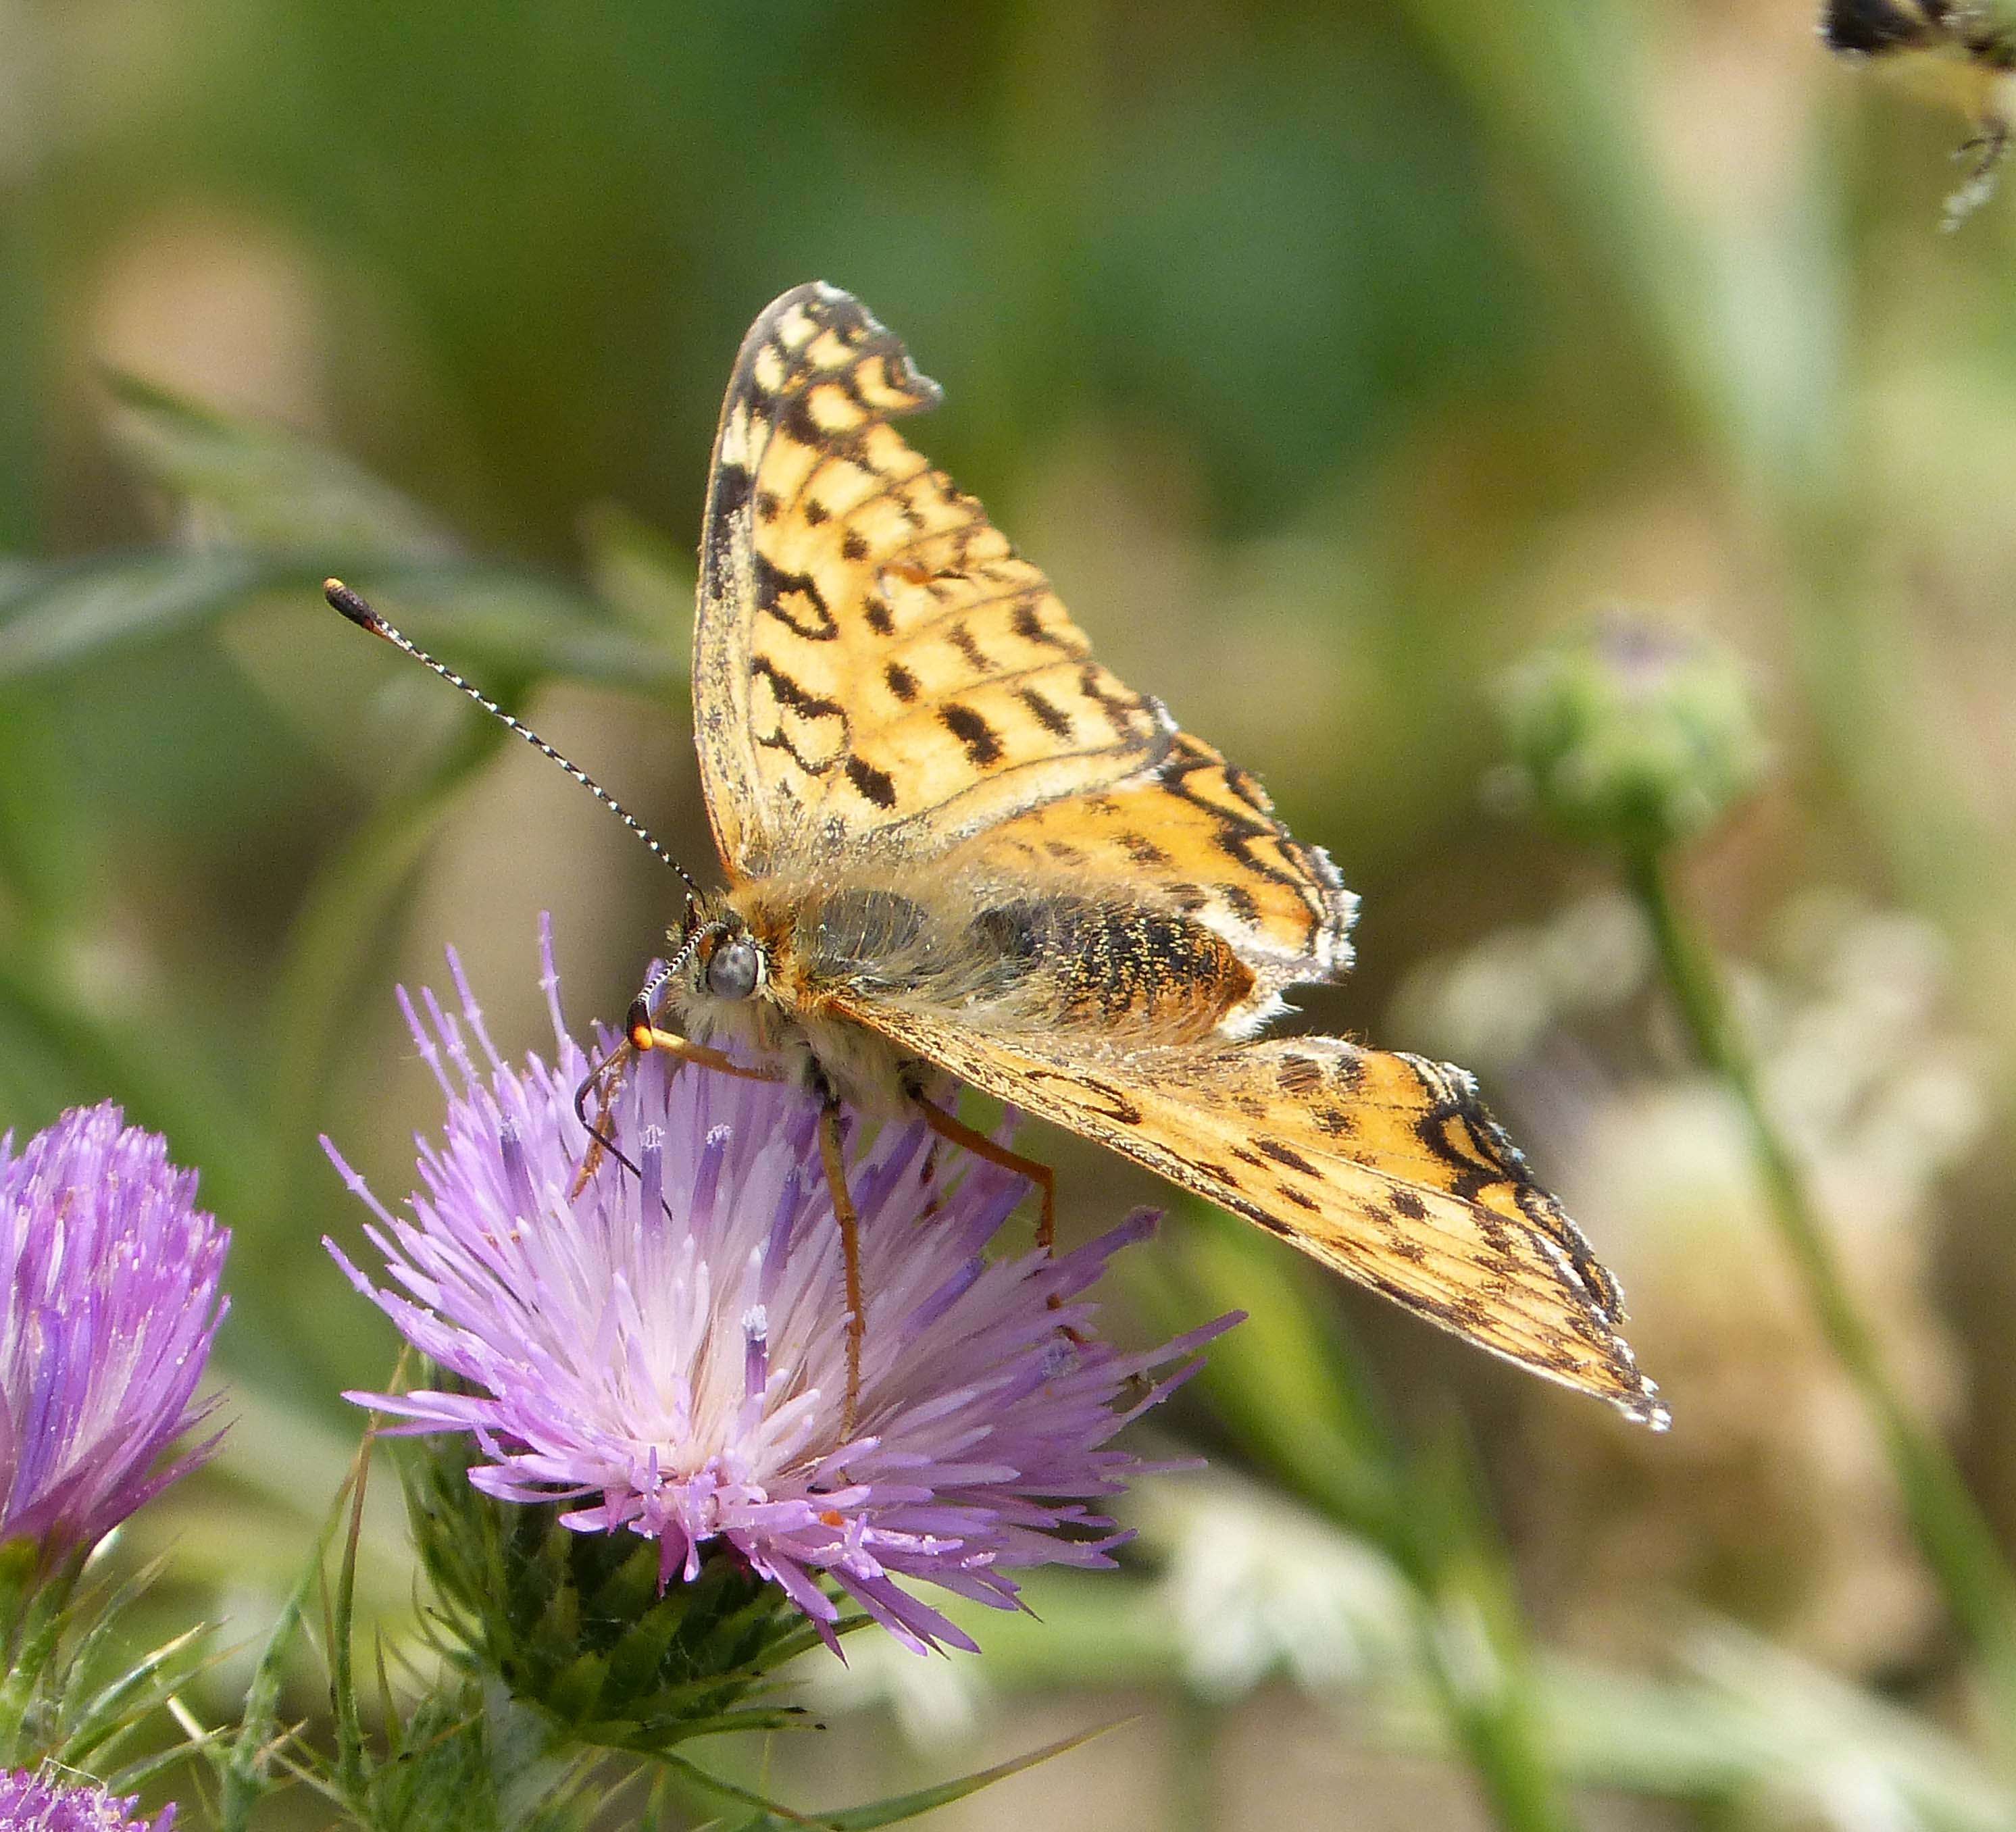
[{"left": 7, "top": 0, "right": 2016, "bottom": 1826}]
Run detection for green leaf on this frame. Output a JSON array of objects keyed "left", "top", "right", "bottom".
[
  {"left": 3, "top": 374, "right": 682, "bottom": 690},
  {"left": 0, "top": 1548, "right": 214, "bottom": 1788},
  {"left": 217, "top": 1516, "right": 337, "bottom": 1832},
  {"left": 101, "top": 370, "right": 461, "bottom": 559},
  {"left": 0, "top": 552, "right": 673, "bottom": 689},
  {"left": 0, "top": 550, "right": 271, "bottom": 682}
]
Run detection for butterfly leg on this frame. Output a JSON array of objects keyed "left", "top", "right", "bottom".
[
  {"left": 815, "top": 1098, "right": 867, "bottom": 1437},
  {"left": 916, "top": 1133, "right": 944, "bottom": 1224},
  {"left": 580, "top": 1012, "right": 785, "bottom": 1190},
  {"left": 571, "top": 1040, "right": 635, "bottom": 1195},
  {"left": 915, "top": 1097, "right": 1057, "bottom": 1256},
  {"left": 628, "top": 1019, "right": 788, "bottom": 1084},
  {"left": 913, "top": 1097, "right": 1090, "bottom": 1342}
]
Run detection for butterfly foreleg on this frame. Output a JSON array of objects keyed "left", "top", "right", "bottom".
[
  {"left": 628, "top": 1018, "right": 789, "bottom": 1084},
  {"left": 815, "top": 1098, "right": 867, "bottom": 1437},
  {"left": 576, "top": 1021, "right": 787, "bottom": 1193}
]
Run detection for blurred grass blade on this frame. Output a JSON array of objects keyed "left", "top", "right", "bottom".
[
  {"left": 102, "top": 371, "right": 460, "bottom": 559},
  {"left": 257, "top": 724, "right": 506, "bottom": 1273},
  {"left": 1138, "top": 1206, "right": 1399, "bottom": 1533},
  {"left": 0, "top": 684, "right": 84, "bottom": 923},
  {"left": 1140, "top": 1211, "right": 1583, "bottom": 1832},
  {"left": 1365, "top": 1635, "right": 2016, "bottom": 1827},
  {"left": 1682, "top": 1623, "right": 2016, "bottom": 1829},
  {"left": 0, "top": 550, "right": 270, "bottom": 680},
  {"left": 1626, "top": 847, "right": 2016, "bottom": 1758},
  {"left": 702, "top": 1721, "right": 1126, "bottom": 1831},
  {"left": 0, "top": 553, "right": 675, "bottom": 688},
  {"left": 347, "top": 566, "right": 682, "bottom": 690},
  {"left": 1393, "top": 0, "right": 1844, "bottom": 491},
  {"left": 579, "top": 500, "right": 696, "bottom": 651}
]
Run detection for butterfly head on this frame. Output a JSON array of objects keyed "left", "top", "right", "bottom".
[
  {"left": 695, "top": 921, "right": 766, "bottom": 1002},
  {"left": 635, "top": 896, "right": 774, "bottom": 1037}
]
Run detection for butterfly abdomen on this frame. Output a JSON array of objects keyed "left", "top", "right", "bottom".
[{"left": 953, "top": 895, "right": 1253, "bottom": 1040}]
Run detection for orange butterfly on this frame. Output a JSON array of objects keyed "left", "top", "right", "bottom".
[{"left": 330, "top": 282, "right": 1665, "bottom": 1434}]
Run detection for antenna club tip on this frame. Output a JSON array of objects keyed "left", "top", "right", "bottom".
[{"left": 323, "top": 578, "right": 386, "bottom": 634}]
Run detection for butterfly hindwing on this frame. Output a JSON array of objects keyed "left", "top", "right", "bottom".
[
  {"left": 694, "top": 282, "right": 1172, "bottom": 877},
  {"left": 833, "top": 994, "right": 1665, "bottom": 1425},
  {"left": 952, "top": 732, "right": 1357, "bottom": 1027}
]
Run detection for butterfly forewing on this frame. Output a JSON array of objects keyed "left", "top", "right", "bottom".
[{"left": 694, "top": 282, "right": 1173, "bottom": 877}]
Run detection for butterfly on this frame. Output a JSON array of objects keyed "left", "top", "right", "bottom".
[
  {"left": 1821, "top": 0, "right": 2016, "bottom": 223},
  {"left": 328, "top": 282, "right": 1666, "bottom": 1434}
]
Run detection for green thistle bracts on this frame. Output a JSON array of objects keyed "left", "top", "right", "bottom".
[
  {"left": 401, "top": 1430, "right": 836, "bottom": 1754},
  {"left": 1499, "top": 616, "right": 1767, "bottom": 857}
]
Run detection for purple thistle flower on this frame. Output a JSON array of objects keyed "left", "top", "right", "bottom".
[
  {"left": 0, "top": 1105, "right": 228, "bottom": 1555},
  {"left": 0, "top": 1770, "right": 176, "bottom": 1832},
  {"left": 326, "top": 921, "right": 1236, "bottom": 1656}
]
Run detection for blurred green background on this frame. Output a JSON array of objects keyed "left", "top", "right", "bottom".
[{"left": 8, "top": 0, "right": 2016, "bottom": 1825}]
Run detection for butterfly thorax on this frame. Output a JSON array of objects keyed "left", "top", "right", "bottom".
[{"left": 667, "top": 867, "right": 1261, "bottom": 1112}]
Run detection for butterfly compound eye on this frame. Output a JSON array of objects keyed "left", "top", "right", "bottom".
[{"left": 705, "top": 937, "right": 762, "bottom": 1001}]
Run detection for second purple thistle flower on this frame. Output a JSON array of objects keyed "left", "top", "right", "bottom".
[
  {"left": 326, "top": 923, "right": 1235, "bottom": 1655},
  {"left": 0, "top": 1104, "right": 228, "bottom": 1559}
]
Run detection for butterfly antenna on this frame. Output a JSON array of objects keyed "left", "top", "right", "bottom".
[
  {"left": 324, "top": 578, "right": 703, "bottom": 900},
  {"left": 628, "top": 925, "right": 705, "bottom": 1034}
]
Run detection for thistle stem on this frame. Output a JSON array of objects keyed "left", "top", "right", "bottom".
[{"left": 1624, "top": 845, "right": 2016, "bottom": 1747}]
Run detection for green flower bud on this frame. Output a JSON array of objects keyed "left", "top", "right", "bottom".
[
  {"left": 1498, "top": 615, "right": 1768, "bottom": 855},
  {"left": 401, "top": 1431, "right": 833, "bottom": 1755}
]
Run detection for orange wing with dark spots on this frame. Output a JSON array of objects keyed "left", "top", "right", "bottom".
[
  {"left": 836, "top": 1000, "right": 1667, "bottom": 1427},
  {"left": 692, "top": 282, "right": 1172, "bottom": 877}
]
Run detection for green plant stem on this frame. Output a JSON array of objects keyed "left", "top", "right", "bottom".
[{"left": 1624, "top": 845, "right": 2016, "bottom": 1747}]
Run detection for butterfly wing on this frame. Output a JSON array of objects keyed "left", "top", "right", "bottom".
[
  {"left": 697, "top": 286, "right": 1659, "bottom": 1424},
  {"left": 836, "top": 995, "right": 1665, "bottom": 1427},
  {"left": 694, "top": 282, "right": 1174, "bottom": 877}
]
